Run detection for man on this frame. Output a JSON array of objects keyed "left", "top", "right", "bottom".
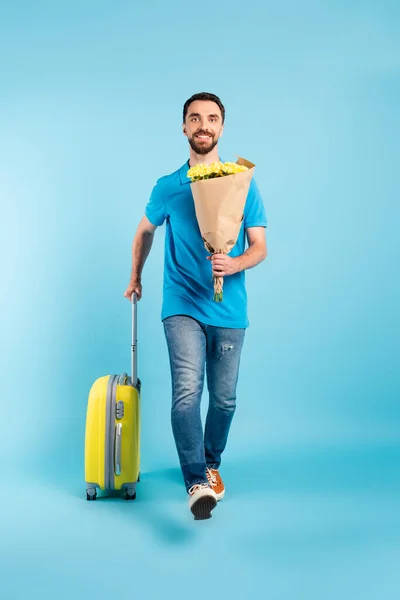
[{"left": 124, "top": 92, "right": 267, "bottom": 520}]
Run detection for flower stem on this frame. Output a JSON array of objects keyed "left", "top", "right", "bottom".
[{"left": 213, "top": 275, "right": 224, "bottom": 303}]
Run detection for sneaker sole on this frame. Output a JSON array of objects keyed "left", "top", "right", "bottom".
[
  {"left": 215, "top": 490, "right": 225, "bottom": 501},
  {"left": 190, "top": 495, "right": 217, "bottom": 520}
]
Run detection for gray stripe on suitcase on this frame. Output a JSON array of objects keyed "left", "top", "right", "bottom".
[
  {"left": 104, "top": 375, "right": 117, "bottom": 490},
  {"left": 110, "top": 376, "right": 118, "bottom": 489}
]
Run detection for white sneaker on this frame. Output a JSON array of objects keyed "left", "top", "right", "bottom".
[{"left": 188, "top": 483, "right": 217, "bottom": 520}]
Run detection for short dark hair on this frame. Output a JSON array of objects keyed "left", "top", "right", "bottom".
[{"left": 183, "top": 92, "right": 225, "bottom": 124}]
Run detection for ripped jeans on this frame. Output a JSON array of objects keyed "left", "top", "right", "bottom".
[{"left": 163, "top": 315, "right": 245, "bottom": 492}]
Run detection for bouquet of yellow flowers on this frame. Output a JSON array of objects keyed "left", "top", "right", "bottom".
[
  {"left": 187, "top": 157, "right": 255, "bottom": 302},
  {"left": 188, "top": 161, "right": 250, "bottom": 182}
]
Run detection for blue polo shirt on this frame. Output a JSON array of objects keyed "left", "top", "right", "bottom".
[{"left": 145, "top": 160, "right": 267, "bottom": 328}]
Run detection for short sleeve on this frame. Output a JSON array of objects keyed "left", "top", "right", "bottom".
[
  {"left": 244, "top": 178, "right": 267, "bottom": 229},
  {"left": 145, "top": 184, "right": 167, "bottom": 227}
]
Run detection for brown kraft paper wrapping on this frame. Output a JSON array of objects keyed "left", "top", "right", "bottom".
[{"left": 190, "top": 157, "right": 255, "bottom": 301}]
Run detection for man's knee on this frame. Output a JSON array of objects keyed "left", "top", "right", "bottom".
[
  {"left": 172, "top": 378, "right": 203, "bottom": 411},
  {"left": 211, "top": 393, "right": 237, "bottom": 413}
]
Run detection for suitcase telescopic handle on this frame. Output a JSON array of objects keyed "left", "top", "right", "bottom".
[{"left": 131, "top": 292, "right": 138, "bottom": 388}]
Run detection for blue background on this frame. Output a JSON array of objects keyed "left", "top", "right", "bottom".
[{"left": 1, "top": 1, "right": 399, "bottom": 599}]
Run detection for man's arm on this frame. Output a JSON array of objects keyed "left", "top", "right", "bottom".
[
  {"left": 208, "top": 227, "right": 267, "bottom": 277},
  {"left": 236, "top": 226, "right": 267, "bottom": 272},
  {"left": 124, "top": 215, "right": 157, "bottom": 300}
]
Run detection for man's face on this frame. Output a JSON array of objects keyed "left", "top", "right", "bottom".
[{"left": 183, "top": 100, "right": 224, "bottom": 155}]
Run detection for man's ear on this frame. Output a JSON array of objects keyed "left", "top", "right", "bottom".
[{"left": 182, "top": 123, "right": 187, "bottom": 137}]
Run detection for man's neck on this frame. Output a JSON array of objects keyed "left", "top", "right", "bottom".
[{"left": 188, "top": 146, "right": 220, "bottom": 167}]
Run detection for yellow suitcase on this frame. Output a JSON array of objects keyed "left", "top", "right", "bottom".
[{"left": 84, "top": 294, "right": 141, "bottom": 501}]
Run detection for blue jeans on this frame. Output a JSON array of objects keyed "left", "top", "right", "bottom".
[{"left": 163, "top": 315, "right": 245, "bottom": 492}]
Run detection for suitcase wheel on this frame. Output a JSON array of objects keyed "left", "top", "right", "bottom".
[
  {"left": 86, "top": 488, "right": 97, "bottom": 501},
  {"left": 124, "top": 492, "right": 136, "bottom": 501}
]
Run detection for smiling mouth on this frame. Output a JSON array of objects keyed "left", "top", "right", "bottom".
[{"left": 195, "top": 134, "right": 212, "bottom": 141}]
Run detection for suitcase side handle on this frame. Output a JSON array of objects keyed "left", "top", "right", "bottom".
[
  {"left": 131, "top": 292, "right": 138, "bottom": 388},
  {"left": 115, "top": 423, "right": 122, "bottom": 476}
]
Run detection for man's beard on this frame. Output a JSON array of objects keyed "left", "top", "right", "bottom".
[{"left": 188, "top": 132, "right": 219, "bottom": 155}]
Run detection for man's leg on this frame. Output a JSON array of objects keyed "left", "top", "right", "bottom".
[
  {"left": 204, "top": 326, "right": 246, "bottom": 473},
  {"left": 163, "top": 315, "right": 209, "bottom": 492}
]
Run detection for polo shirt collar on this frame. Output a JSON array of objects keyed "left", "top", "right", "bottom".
[{"left": 179, "top": 160, "right": 191, "bottom": 185}]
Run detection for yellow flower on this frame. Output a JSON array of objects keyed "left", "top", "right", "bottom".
[{"left": 187, "top": 161, "right": 248, "bottom": 182}]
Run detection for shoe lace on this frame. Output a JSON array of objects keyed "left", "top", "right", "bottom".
[
  {"left": 188, "top": 483, "right": 210, "bottom": 496},
  {"left": 206, "top": 468, "right": 217, "bottom": 485}
]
